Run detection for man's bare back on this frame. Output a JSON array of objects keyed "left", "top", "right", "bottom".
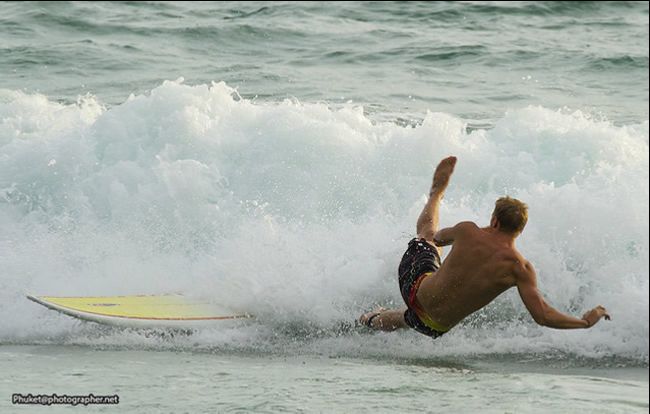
[
  {"left": 360, "top": 156, "right": 610, "bottom": 336},
  {"left": 418, "top": 222, "right": 523, "bottom": 329}
]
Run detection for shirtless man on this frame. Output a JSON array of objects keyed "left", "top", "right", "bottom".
[{"left": 360, "top": 156, "right": 610, "bottom": 337}]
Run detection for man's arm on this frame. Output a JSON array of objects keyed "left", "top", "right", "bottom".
[
  {"left": 515, "top": 261, "right": 610, "bottom": 329},
  {"left": 433, "top": 221, "right": 475, "bottom": 247}
]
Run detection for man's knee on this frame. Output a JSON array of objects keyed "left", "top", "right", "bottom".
[{"left": 417, "top": 231, "right": 435, "bottom": 243}]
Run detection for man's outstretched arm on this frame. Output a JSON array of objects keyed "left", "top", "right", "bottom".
[{"left": 515, "top": 261, "right": 610, "bottom": 329}]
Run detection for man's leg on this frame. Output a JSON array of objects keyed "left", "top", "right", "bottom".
[
  {"left": 358, "top": 156, "right": 457, "bottom": 332},
  {"left": 359, "top": 307, "right": 408, "bottom": 331},
  {"left": 415, "top": 156, "right": 457, "bottom": 256}
]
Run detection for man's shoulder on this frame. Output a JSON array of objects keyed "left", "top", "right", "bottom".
[
  {"left": 454, "top": 221, "right": 479, "bottom": 231},
  {"left": 508, "top": 251, "right": 534, "bottom": 279}
]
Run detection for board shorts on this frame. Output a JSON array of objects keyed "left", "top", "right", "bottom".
[{"left": 398, "top": 238, "right": 449, "bottom": 338}]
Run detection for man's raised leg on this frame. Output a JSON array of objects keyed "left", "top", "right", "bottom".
[{"left": 415, "top": 156, "right": 457, "bottom": 256}]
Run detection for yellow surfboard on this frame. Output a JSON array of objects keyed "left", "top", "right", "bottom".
[{"left": 27, "top": 294, "right": 252, "bottom": 329}]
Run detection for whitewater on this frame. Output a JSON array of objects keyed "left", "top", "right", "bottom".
[{"left": 1, "top": 80, "right": 647, "bottom": 363}]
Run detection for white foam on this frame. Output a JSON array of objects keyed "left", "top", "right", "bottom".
[{"left": 1, "top": 81, "right": 647, "bottom": 362}]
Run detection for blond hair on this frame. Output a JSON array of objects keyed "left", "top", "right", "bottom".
[{"left": 492, "top": 196, "right": 528, "bottom": 234}]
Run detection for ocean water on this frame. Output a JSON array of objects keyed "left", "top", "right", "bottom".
[{"left": 0, "top": 1, "right": 648, "bottom": 412}]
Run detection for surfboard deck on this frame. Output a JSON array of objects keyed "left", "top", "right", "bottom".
[{"left": 27, "top": 294, "right": 252, "bottom": 329}]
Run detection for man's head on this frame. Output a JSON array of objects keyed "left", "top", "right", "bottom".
[{"left": 491, "top": 196, "right": 528, "bottom": 236}]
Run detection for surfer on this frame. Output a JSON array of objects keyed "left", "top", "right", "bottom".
[{"left": 360, "top": 156, "right": 610, "bottom": 337}]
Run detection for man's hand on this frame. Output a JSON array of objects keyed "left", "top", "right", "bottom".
[{"left": 581, "top": 305, "right": 611, "bottom": 328}]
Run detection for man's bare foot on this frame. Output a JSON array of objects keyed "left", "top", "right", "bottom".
[
  {"left": 430, "top": 156, "right": 457, "bottom": 196},
  {"left": 359, "top": 307, "right": 386, "bottom": 329}
]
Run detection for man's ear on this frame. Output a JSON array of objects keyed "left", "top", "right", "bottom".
[{"left": 490, "top": 216, "right": 500, "bottom": 229}]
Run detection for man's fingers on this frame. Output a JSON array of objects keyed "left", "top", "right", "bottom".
[{"left": 596, "top": 306, "right": 609, "bottom": 317}]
